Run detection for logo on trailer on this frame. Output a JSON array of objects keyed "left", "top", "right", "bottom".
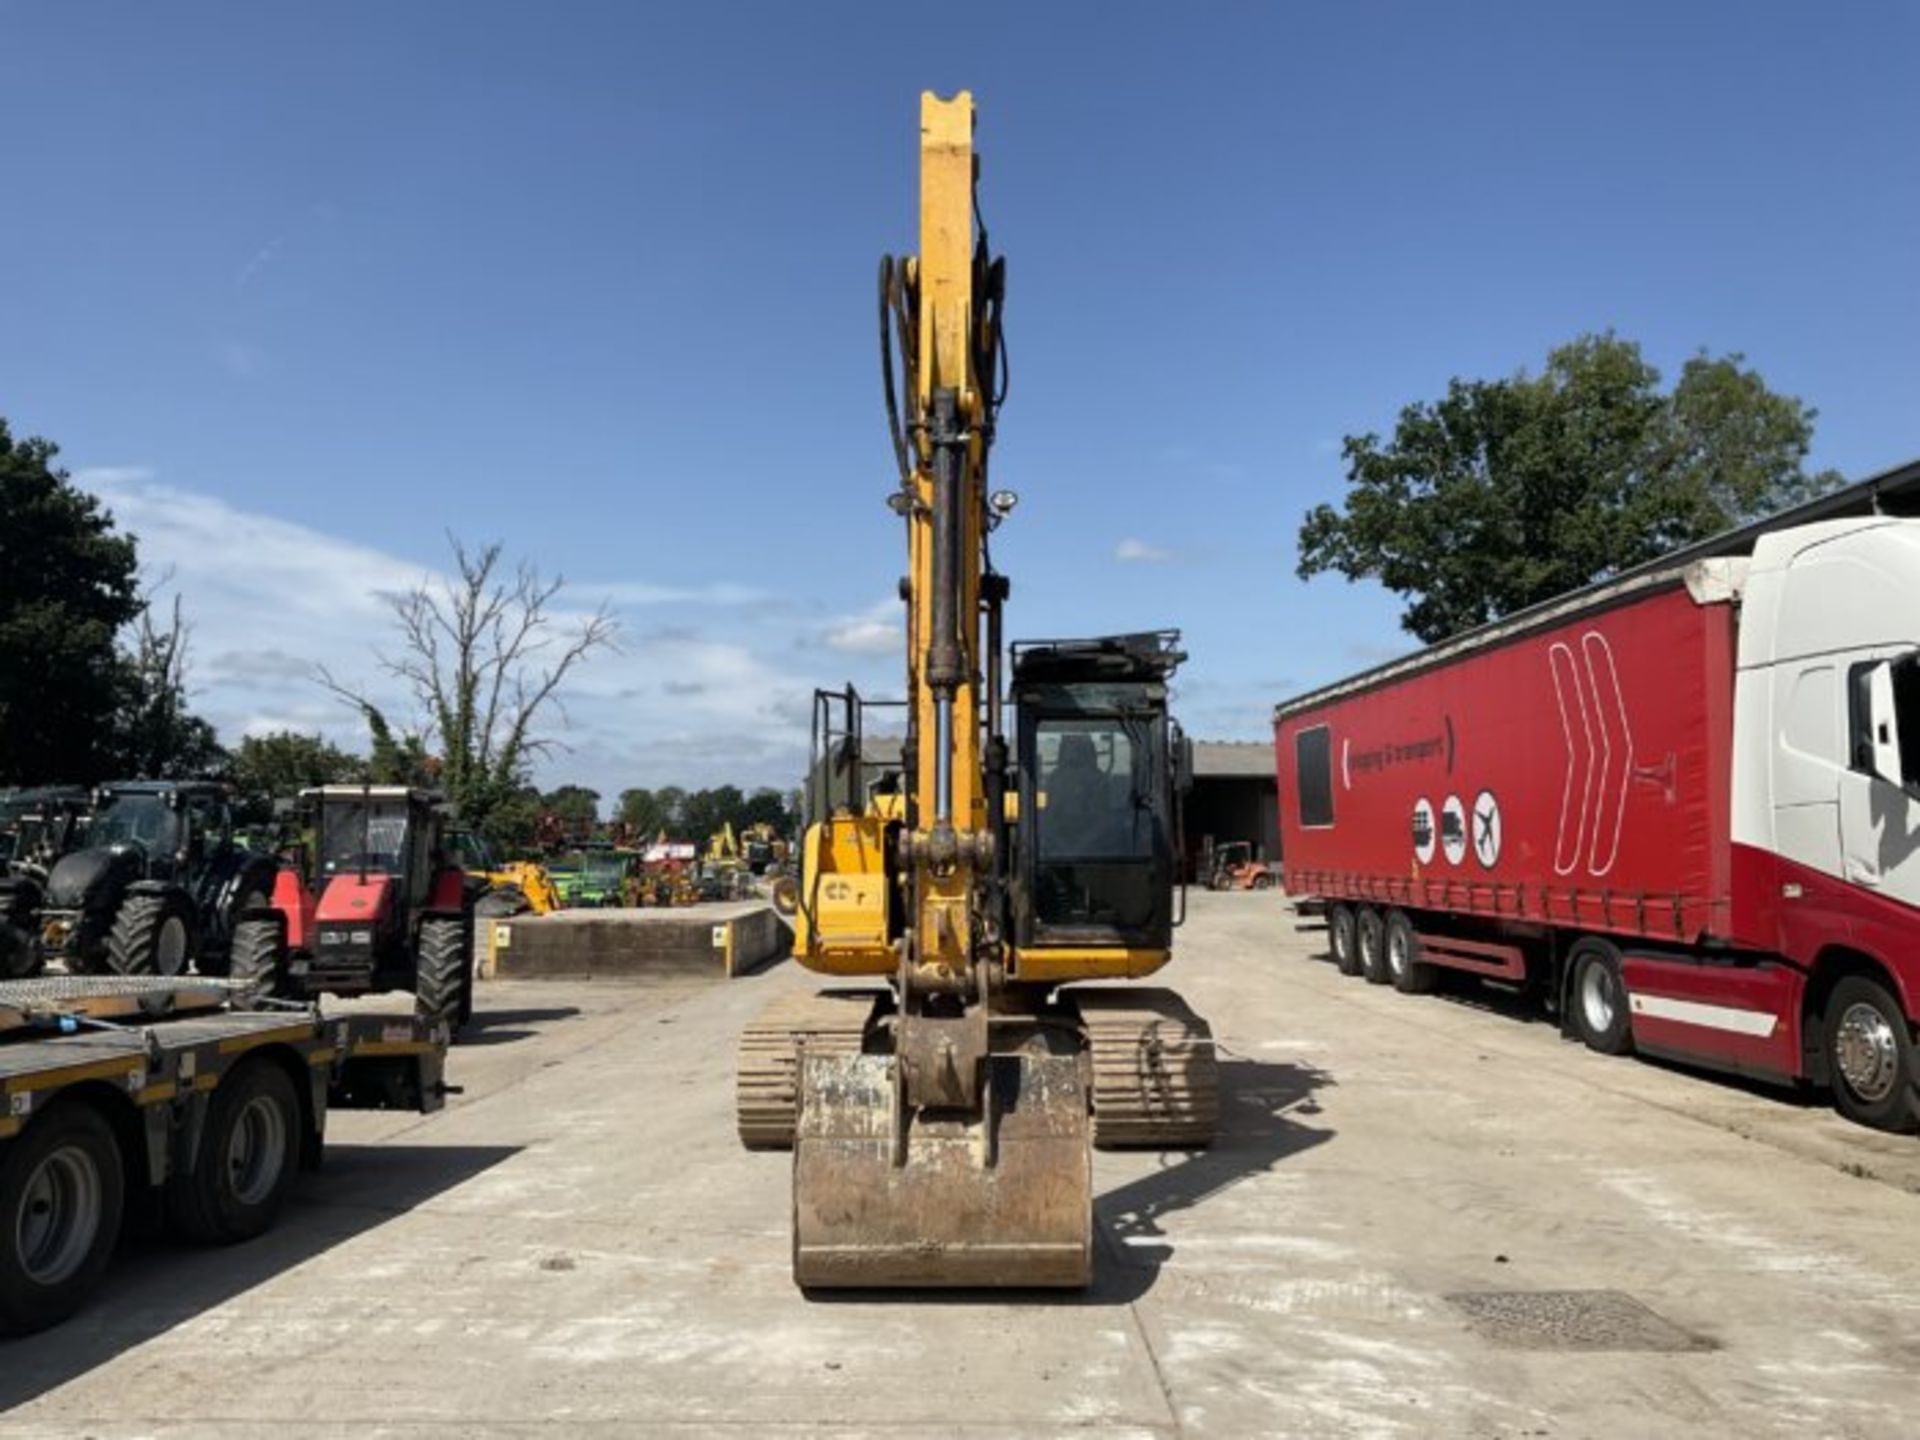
[
  {"left": 1548, "top": 630, "right": 1635, "bottom": 878},
  {"left": 1411, "top": 798, "right": 1436, "bottom": 865},
  {"left": 1472, "top": 789, "right": 1502, "bottom": 868},
  {"left": 1440, "top": 795, "right": 1468, "bottom": 866}
]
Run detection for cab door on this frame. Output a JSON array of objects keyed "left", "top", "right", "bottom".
[{"left": 1838, "top": 655, "right": 1920, "bottom": 907}]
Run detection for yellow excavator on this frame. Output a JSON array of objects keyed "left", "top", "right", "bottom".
[{"left": 737, "top": 92, "right": 1217, "bottom": 1288}]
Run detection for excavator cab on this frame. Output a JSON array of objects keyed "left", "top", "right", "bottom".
[{"left": 1010, "top": 632, "right": 1186, "bottom": 955}]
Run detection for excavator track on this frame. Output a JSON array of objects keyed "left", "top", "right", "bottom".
[
  {"left": 1074, "top": 988, "right": 1219, "bottom": 1149},
  {"left": 735, "top": 989, "right": 880, "bottom": 1149}
]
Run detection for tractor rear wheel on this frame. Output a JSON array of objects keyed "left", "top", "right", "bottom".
[
  {"left": 106, "top": 895, "right": 192, "bottom": 978},
  {"left": 228, "top": 916, "right": 289, "bottom": 1002},
  {"left": 413, "top": 915, "right": 472, "bottom": 1034}
]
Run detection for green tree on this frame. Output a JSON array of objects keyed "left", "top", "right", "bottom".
[
  {"left": 651, "top": 785, "right": 687, "bottom": 837},
  {"left": 680, "top": 785, "right": 745, "bottom": 844},
  {"left": 0, "top": 421, "right": 143, "bottom": 783},
  {"left": 542, "top": 784, "right": 601, "bottom": 837},
  {"left": 617, "top": 786, "right": 667, "bottom": 838},
  {"left": 227, "top": 731, "right": 365, "bottom": 824},
  {"left": 740, "top": 786, "right": 795, "bottom": 833},
  {"left": 1296, "top": 335, "right": 1844, "bottom": 644}
]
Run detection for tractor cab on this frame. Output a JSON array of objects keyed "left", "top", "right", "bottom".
[
  {"left": 298, "top": 786, "right": 462, "bottom": 995},
  {"left": 1010, "top": 631, "right": 1189, "bottom": 956}
]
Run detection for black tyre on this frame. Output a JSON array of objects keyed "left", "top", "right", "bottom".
[
  {"left": 106, "top": 894, "right": 193, "bottom": 978},
  {"left": 0, "top": 893, "right": 41, "bottom": 980},
  {"left": 1357, "top": 907, "right": 1390, "bottom": 985},
  {"left": 0, "top": 1101, "right": 125, "bottom": 1336},
  {"left": 414, "top": 915, "right": 472, "bottom": 1032},
  {"left": 1823, "top": 975, "right": 1920, "bottom": 1133},
  {"left": 1329, "top": 904, "right": 1361, "bottom": 976},
  {"left": 196, "top": 884, "right": 270, "bottom": 979},
  {"left": 1385, "top": 910, "right": 1436, "bottom": 995},
  {"left": 1252, "top": 872, "right": 1275, "bottom": 891},
  {"left": 1568, "top": 937, "right": 1633, "bottom": 1055},
  {"left": 168, "top": 1059, "right": 301, "bottom": 1244},
  {"left": 228, "top": 915, "right": 289, "bottom": 1003}
]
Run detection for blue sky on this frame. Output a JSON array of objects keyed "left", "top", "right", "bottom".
[{"left": 3, "top": 2, "right": 1914, "bottom": 798}]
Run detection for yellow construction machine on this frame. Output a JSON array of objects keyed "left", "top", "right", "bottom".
[{"left": 737, "top": 92, "right": 1216, "bottom": 1289}]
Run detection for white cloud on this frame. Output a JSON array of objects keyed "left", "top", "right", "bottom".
[
  {"left": 822, "top": 599, "right": 903, "bottom": 655},
  {"left": 1115, "top": 538, "right": 1173, "bottom": 563},
  {"left": 73, "top": 469, "right": 839, "bottom": 794}
]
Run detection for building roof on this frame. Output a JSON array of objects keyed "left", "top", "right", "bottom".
[{"left": 1192, "top": 741, "right": 1275, "bottom": 780}]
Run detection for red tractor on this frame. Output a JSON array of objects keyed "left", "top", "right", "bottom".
[{"left": 231, "top": 785, "right": 475, "bottom": 1030}]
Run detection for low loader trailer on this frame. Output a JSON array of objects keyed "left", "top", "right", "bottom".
[
  {"left": 0, "top": 975, "right": 448, "bottom": 1335},
  {"left": 1277, "top": 503, "right": 1920, "bottom": 1133}
]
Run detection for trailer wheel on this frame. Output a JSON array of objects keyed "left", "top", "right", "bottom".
[
  {"left": 1385, "top": 910, "right": 1436, "bottom": 995},
  {"left": 414, "top": 915, "right": 472, "bottom": 1034},
  {"left": 106, "top": 894, "right": 192, "bottom": 978},
  {"left": 1569, "top": 938, "right": 1633, "bottom": 1056},
  {"left": 1328, "top": 905, "right": 1361, "bottom": 976},
  {"left": 169, "top": 1059, "right": 301, "bottom": 1244},
  {"left": 1823, "top": 975, "right": 1920, "bottom": 1133},
  {"left": 229, "top": 916, "right": 289, "bottom": 1002},
  {"left": 0, "top": 1101, "right": 125, "bottom": 1335},
  {"left": 1356, "top": 908, "right": 1389, "bottom": 985}
]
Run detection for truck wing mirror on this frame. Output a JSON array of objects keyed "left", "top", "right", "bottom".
[{"left": 1866, "top": 660, "right": 1905, "bottom": 788}]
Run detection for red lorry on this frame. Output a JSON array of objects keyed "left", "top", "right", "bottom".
[{"left": 1276, "top": 495, "right": 1920, "bottom": 1132}]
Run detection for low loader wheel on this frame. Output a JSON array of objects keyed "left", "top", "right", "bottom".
[
  {"left": 1329, "top": 904, "right": 1361, "bottom": 976},
  {"left": 1568, "top": 938, "right": 1633, "bottom": 1056},
  {"left": 106, "top": 894, "right": 192, "bottom": 978},
  {"left": 414, "top": 915, "right": 473, "bottom": 1034},
  {"left": 1356, "top": 907, "right": 1389, "bottom": 985},
  {"left": 1385, "top": 910, "right": 1436, "bottom": 995},
  {"left": 0, "top": 1101, "right": 125, "bottom": 1336},
  {"left": 1824, "top": 975, "right": 1920, "bottom": 1134},
  {"left": 169, "top": 1059, "right": 301, "bottom": 1244},
  {"left": 228, "top": 916, "right": 289, "bottom": 1002}
]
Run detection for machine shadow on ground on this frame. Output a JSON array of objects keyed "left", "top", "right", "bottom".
[
  {"left": 0, "top": 1143, "right": 519, "bottom": 1410},
  {"left": 459, "top": 1006, "right": 584, "bottom": 1047},
  {"left": 808, "top": 1057, "right": 1334, "bottom": 1309},
  {"left": 1093, "top": 1057, "right": 1335, "bottom": 1300}
]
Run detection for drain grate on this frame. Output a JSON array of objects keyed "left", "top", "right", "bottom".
[{"left": 1446, "top": 1289, "right": 1715, "bottom": 1352}]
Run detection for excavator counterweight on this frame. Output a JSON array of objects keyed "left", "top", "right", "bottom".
[{"left": 739, "top": 92, "right": 1217, "bottom": 1290}]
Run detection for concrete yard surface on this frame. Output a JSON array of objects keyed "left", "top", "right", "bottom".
[{"left": 7, "top": 892, "right": 1920, "bottom": 1437}]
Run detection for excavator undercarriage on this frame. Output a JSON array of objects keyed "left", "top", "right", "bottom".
[{"left": 737, "top": 92, "right": 1217, "bottom": 1290}]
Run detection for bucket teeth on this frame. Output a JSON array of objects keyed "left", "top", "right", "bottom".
[
  {"left": 735, "top": 989, "right": 879, "bottom": 1149},
  {"left": 1074, "top": 987, "right": 1220, "bottom": 1149},
  {"left": 792, "top": 1050, "right": 1092, "bottom": 1289}
]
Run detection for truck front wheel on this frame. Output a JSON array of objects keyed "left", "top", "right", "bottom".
[
  {"left": 1824, "top": 976, "right": 1920, "bottom": 1133},
  {"left": 1328, "top": 905, "right": 1360, "bottom": 977},
  {"left": 1568, "top": 938, "right": 1633, "bottom": 1056},
  {"left": 0, "top": 1101, "right": 126, "bottom": 1335}
]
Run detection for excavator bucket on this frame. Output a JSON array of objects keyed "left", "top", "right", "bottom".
[{"left": 792, "top": 1050, "right": 1091, "bottom": 1288}]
